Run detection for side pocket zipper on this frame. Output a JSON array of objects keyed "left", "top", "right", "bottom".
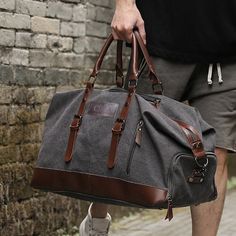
[{"left": 126, "top": 119, "right": 144, "bottom": 174}]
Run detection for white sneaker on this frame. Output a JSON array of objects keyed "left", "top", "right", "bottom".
[{"left": 79, "top": 204, "right": 111, "bottom": 236}]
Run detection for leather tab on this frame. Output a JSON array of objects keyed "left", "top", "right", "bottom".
[
  {"left": 173, "top": 119, "right": 206, "bottom": 159},
  {"left": 165, "top": 200, "right": 173, "bottom": 221},
  {"left": 64, "top": 128, "right": 78, "bottom": 163},
  {"left": 64, "top": 81, "right": 94, "bottom": 163},
  {"left": 135, "top": 129, "right": 142, "bottom": 146},
  {"left": 107, "top": 121, "right": 124, "bottom": 169},
  {"left": 107, "top": 89, "right": 135, "bottom": 169},
  {"left": 64, "top": 115, "right": 83, "bottom": 162},
  {"left": 107, "top": 132, "right": 120, "bottom": 169}
]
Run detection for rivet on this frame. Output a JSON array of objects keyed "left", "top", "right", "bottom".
[{"left": 188, "top": 177, "right": 193, "bottom": 183}]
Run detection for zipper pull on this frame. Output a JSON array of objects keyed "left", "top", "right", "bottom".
[
  {"left": 135, "top": 120, "right": 144, "bottom": 146},
  {"left": 165, "top": 195, "right": 173, "bottom": 221}
]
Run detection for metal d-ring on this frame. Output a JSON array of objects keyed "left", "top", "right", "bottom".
[{"left": 194, "top": 157, "right": 209, "bottom": 168}]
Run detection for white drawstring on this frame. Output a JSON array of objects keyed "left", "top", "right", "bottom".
[
  {"left": 207, "top": 63, "right": 213, "bottom": 85},
  {"left": 207, "top": 63, "right": 223, "bottom": 85},
  {"left": 217, "top": 63, "right": 223, "bottom": 83}
]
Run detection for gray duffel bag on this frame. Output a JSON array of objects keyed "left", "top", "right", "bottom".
[{"left": 31, "top": 31, "right": 217, "bottom": 220}]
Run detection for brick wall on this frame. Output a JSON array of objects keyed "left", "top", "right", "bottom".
[{"left": 0, "top": 0, "right": 130, "bottom": 235}]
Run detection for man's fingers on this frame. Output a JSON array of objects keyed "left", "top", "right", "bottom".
[
  {"left": 112, "top": 25, "right": 145, "bottom": 44},
  {"left": 122, "top": 27, "right": 133, "bottom": 43},
  {"left": 112, "top": 25, "right": 133, "bottom": 43},
  {"left": 112, "top": 27, "right": 126, "bottom": 41},
  {"left": 111, "top": 29, "right": 119, "bottom": 40}
]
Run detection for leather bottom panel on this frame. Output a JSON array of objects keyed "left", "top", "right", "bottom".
[{"left": 31, "top": 167, "right": 168, "bottom": 209}]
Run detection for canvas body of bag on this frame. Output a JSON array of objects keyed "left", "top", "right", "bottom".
[{"left": 31, "top": 31, "right": 217, "bottom": 220}]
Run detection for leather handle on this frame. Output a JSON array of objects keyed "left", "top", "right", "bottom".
[
  {"left": 64, "top": 33, "right": 139, "bottom": 163},
  {"left": 107, "top": 33, "right": 139, "bottom": 169},
  {"left": 89, "top": 30, "right": 162, "bottom": 94},
  {"left": 90, "top": 33, "right": 138, "bottom": 82},
  {"left": 133, "top": 31, "right": 160, "bottom": 83},
  {"left": 116, "top": 30, "right": 163, "bottom": 94},
  {"left": 90, "top": 34, "right": 113, "bottom": 78},
  {"left": 116, "top": 40, "right": 124, "bottom": 87}
]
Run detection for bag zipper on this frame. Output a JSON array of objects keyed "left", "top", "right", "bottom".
[{"left": 126, "top": 119, "right": 144, "bottom": 174}]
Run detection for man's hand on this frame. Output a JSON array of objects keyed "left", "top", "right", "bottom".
[{"left": 111, "top": 0, "right": 146, "bottom": 44}]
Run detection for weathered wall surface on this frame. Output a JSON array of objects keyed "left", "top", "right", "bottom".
[{"left": 0, "top": 0, "right": 130, "bottom": 235}]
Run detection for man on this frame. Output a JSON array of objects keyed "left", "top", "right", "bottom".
[{"left": 79, "top": 0, "right": 236, "bottom": 235}]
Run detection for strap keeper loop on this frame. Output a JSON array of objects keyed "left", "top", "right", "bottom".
[
  {"left": 70, "top": 115, "right": 83, "bottom": 130},
  {"left": 112, "top": 118, "right": 126, "bottom": 135},
  {"left": 116, "top": 118, "right": 126, "bottom": 130}
]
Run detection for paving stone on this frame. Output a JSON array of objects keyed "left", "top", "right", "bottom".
[{"left": 111, "top": 190, "right": 236, "bottom": 236}]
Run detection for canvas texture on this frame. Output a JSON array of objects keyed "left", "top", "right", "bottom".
[{"left": 32, "top": 86, "right": 217, "bottom": 209}]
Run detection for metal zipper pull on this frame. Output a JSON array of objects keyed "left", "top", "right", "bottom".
[
  {"left": 135, "top": 120, "right": 144, "bottom": 146},
  {"left": 165, "top": 194, "right": 173, "bottom": 221}
]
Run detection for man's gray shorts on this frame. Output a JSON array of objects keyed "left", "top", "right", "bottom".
[{"left": 129, "top": 57, "right": 236, "bottom": 153}]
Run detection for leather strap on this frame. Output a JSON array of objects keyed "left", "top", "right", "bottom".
[
  {"left": 65, "top": 32, "right": 139, "bottom": 163},
  {"left": 116, "top": 30, "right": 163, "bottom": 94},
  {"left": 64, "top": 82, "right": 94, "bottom": 162},
  {"left": 107, "top": 88, "right": 136, "bottom": 168},
  {"left": 173, "top": 119, "right": 206, "bottom": 159},
  {"left": 90, "top": 34, "right": 114, "bottom": 78},
  {"left": 107, "top": 34, "right": 138, "bottom": 169},
  {"left": 134, "top": 31, "right": 163, "bottom": 95}
]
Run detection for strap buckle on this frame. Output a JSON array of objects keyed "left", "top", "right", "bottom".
[
  {"left": 116, "top": 74, "right": 124, "bottom": 88},
  {"left": 152, "top": 81, "right": 163, "bottom": 95},
  {"left": 70, "top": 115, "right": 83, "bottom": 130},
  {"left": 193, "top": 141, "right": 204, "bottom": 150},
  {"left": 112, "top": 118, "right": 126, "bottom": 135},
  {"left": 88, "top": 76, "right": 96, "bottom": 84},
  {"left": 128, "top": 79, "right": 138, "bottom": 88}
]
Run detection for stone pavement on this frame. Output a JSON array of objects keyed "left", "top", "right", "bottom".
[{"left": 110, "top": 190, "right": 236, "bottom": 236}]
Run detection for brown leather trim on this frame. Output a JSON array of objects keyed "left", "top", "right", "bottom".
[
  {"left": 64, "top": 83, "right": 94, "bottom": 163},
  {"left": 90, "top": 34, "right": 114, "bottom": 78},
  {"left": 31, "top": 167, "right": 168, "bottom": 207},
  {"left": 107, "top": 89, "right": 136, "bottom": 169},
  {"left": 173, "top": 119, "right": 206, "bottom": 159}
]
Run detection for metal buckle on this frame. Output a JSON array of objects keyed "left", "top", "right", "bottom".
[
  {"left": 193, "top": 141, "right": 204, "bottom": 150},
  {"left": 88, "top": 76, "right": 97, "bottom": 84},
  {"left": 70, "top": 115, "right": 83, "bottom": 130},
  {"left": 128, "top": 79, "right": 138, "bottom": 88},
  {"left": 116, "top": 118, "right": 126, "bottom": 130},
  {"left": 112, "top": 118, "right": 126, "bottom": 135},
  {"left": 116, "top": 75, "right": 124, "bottom": 88},
  {"left": 152, "top": 81, "right": 163, "bottom": 95}
]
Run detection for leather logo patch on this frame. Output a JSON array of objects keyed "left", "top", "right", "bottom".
[{"left": 86, "top": 102, "right": 119, "bottom": 117}]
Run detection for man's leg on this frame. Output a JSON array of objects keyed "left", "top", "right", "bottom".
[
  {"left": 191, "top": 148, "right": 228, "bottom": 236},
  {"left": 90, "top": 203, "right": 109, "bottom": 218},
  {"left": 79, "top": 203, "right": 111, "bottom": 236}
]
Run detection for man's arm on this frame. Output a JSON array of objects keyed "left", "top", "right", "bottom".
[{"left": 111, "top": 0, "right": 146, "bottom": 43}]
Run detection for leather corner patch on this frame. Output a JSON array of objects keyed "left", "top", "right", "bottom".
[{"left": 86, "top": 102, "right": 119, "bottom": 117}]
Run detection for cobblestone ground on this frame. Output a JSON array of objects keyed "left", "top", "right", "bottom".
[{"left": 110, "top": 190, "right": 236, "bottom": 236}]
